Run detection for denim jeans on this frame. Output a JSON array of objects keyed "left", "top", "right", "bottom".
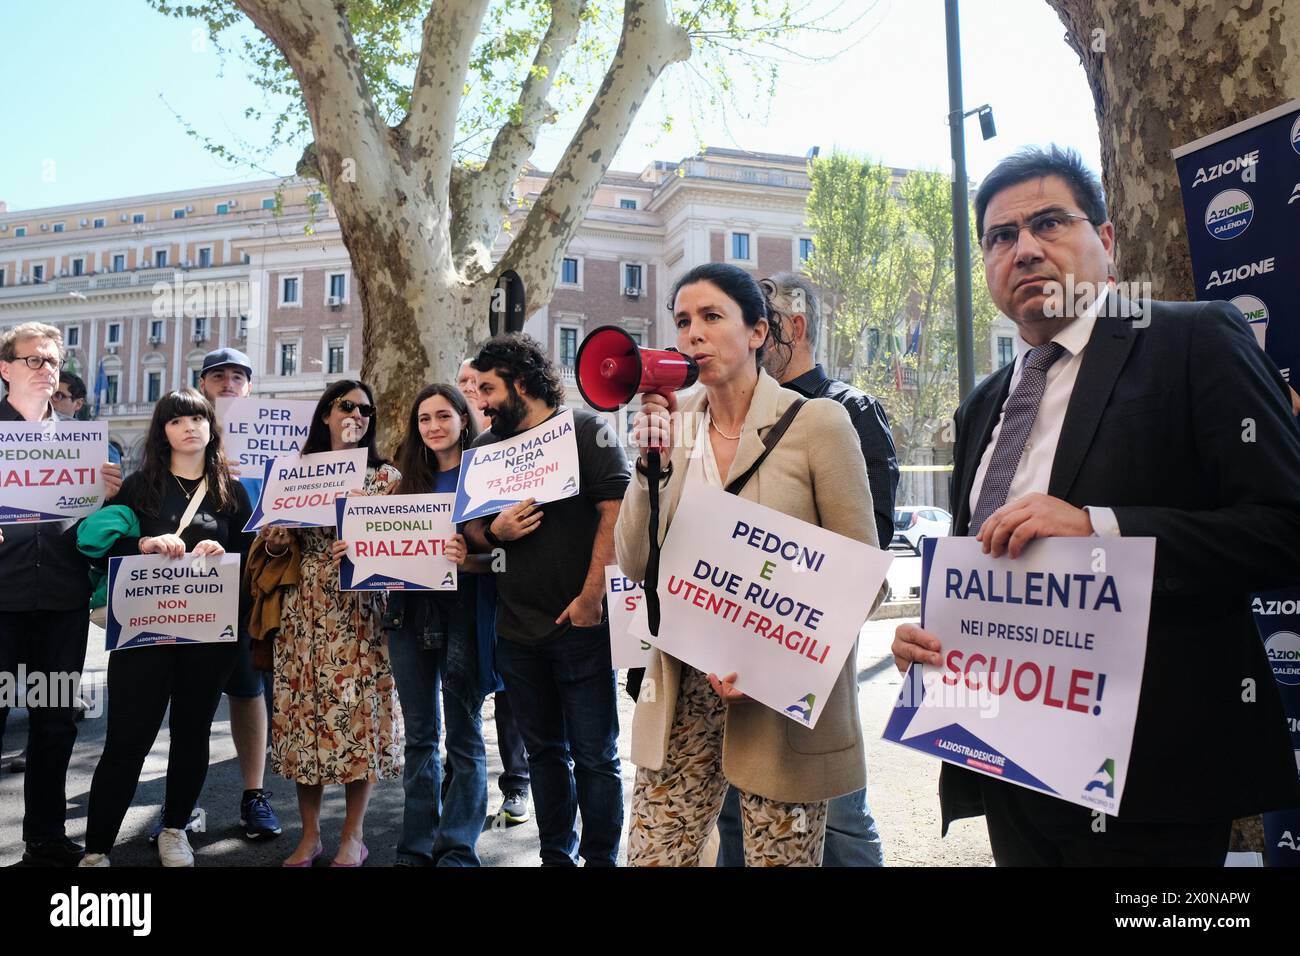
[
  {"left": 717, "top": 785, "right": 884, "bottom": 867},
  {"left": 495, "top": 625, "right": 622, "bottom": 866},
  {"left": 388, "top": 633, "right": 487, "bottom": 867}
]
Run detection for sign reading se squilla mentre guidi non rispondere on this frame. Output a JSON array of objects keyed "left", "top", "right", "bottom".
[
  {"left": 0, "top": 421, "right": 108, "bottom": 523},
  {"left": 105, "top": 553, "right": 241, "bottom": 652}
]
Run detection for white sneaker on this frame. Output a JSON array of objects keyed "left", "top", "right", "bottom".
[
  {"left": 157, "top": 828, "right": 195, "bottom": 867},
  {"left": 79, "top": 852, "right": 111, "bottom": 868}
]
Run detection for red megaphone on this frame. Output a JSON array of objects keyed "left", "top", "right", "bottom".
[{"left": 575, "top": 326, "right": 699, "bottom": 412}]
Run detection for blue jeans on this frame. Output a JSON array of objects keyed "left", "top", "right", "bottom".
[
  {"left": 495, "top": 625, "right": 622, "bottom": 866},
  {"left": 717, "top": 785, "right": 884, "bottom": 867},
  {"left": 388, "top": 633, "right": 487, "bottom": 867}
]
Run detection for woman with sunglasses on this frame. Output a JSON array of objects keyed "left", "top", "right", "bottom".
[
  {"left": 268, "top": 380, "right": 403, "bottom": 868},
  {"left": 356, "top": 384, "right": 496, "bottom": 865}
]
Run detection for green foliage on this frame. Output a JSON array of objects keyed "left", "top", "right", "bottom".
[{"left": 807, "top": 153, "right": 995, "bottom": 463}]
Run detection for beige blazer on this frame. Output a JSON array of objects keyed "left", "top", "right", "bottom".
[{"left": 615, "top": 369, "right": 883, "bottom": 804}]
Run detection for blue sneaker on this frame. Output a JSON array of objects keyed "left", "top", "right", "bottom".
[{"left": 240, "top": 790, "right": 282, "bottom": 840}]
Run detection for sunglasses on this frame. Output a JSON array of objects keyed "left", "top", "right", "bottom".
[{"left": 333, "top": 398, "right": 375, "bottom": 417}]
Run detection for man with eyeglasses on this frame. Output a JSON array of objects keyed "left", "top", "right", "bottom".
[
  {"left": 52, "top": 372, "right": 87, "bottom": 421},
  {"left": 0, "top": 322, "right": 123, "bottom": 866},
  {"left": 891, "top": 146, "right": 1300, "bottom": 865}
]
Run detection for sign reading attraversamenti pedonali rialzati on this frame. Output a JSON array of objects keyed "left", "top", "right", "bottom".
[{"left": 0, "top": 421, "right": 108, "bottom": 522}]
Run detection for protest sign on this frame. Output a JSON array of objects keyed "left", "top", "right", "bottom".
[
  {"left": 630, "top": 483, "right": 891, "bottom": 728},
  {"left": 605, "top": 565, "right": 653, "bottom": 668},
  {"left": 105, "top": 553, "right": 241, "bottom": 651},
  {"left": 0, "top": 421, "right": 107, "bottom": 523},
  {"left": 244, "top": 448, "right": 368, "bottom": 531},
  {"left": 452, "top": 408, "right": 580, "bottom": 522},
  {"left": 337, "top": 493, "right": 458, "bottom": 590},
  {"left": 882, "top": 537, "right": 1155, "bottom": 815},
  {"left": 215, "top": 397, "right": 314, "bottom": 502}
]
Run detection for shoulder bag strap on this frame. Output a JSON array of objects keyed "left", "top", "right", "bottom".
[
  {"left": 175, "top": 478, "right": 207, "bottom": 537},
  {"left": 723, "top": 398, "right": 806, "bottom": 497}
]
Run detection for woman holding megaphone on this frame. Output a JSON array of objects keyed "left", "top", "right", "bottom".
[{"left": 616, "top": 262, "right": 883, "bottom": 867}]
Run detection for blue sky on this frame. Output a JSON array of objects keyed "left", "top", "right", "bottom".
[{"left": 0, "top": 0, "right": 1102, "bottom": 212}]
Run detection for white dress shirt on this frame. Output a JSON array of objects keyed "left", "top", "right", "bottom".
[{"left": 968, "top": 287, "right": 1121, "bottom": 537}]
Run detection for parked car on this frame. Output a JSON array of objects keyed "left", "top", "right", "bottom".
[{"left": 892, "top": 506, "right": 952, "bottom": 555}]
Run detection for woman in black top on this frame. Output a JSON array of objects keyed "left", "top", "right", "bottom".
[{"left": 80, "top": 389, "right": 253, "bottom": 867}]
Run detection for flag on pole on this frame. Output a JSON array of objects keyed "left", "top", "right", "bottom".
[{"left": 93, "top": 358, "right": 107, "bottom": 418}]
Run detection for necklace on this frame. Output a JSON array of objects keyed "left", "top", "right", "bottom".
[
  {"left": 173, "top": 473, "right": 201, "bottom": 500},
  {"left": 709, "top": 414, "right": 741, "bottom": 441}
]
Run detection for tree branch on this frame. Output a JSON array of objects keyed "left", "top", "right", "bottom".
[
  {"left": 495, "top": 0, "right": 690, "bottom": 307},
  {"left": 450, "top": 0, "right": 587, "bottom": 277},
  {"left": 408, "top": 0, "right": 492, "bottom": 182}
]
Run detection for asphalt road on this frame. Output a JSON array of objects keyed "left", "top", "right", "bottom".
[{"left": 1, "top": 551, "right": 991, "bottom": 867}]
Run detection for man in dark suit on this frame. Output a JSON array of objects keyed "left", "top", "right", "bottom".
[{"left": 892, "top": 146, "right": 1300, "bottom": 865}]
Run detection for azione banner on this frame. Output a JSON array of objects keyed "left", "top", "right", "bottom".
[
  {"left": 452, "top": 408, "right": 580, "bottom": 522},
  {"left": 336, "top": 493, "right": 458, "bottom": 591},
  {"left": 0, "top": 421, "right": 108, "bottom": 523},
  {"left": 215, "top": 397, "right": 314, "bottom": 503},
  {"left": 883, "top": 537, "right": 1155, "bottom": 815},
  {"left": 604, "top": 565, "right": 652, "bottom": 669},
  {"left": 105, "top": 553, "right": 241, "bottom": 651},
  {"left": 1174, "top": 101, "right": 1300, "bottom": 863},
  {"left": 244, "top": 448, "right": 368, "bottom": 531}
]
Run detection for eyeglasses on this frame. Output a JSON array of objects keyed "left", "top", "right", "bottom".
[
  {"left": 9, "top": 355, "right": 61, "bottom": 372},
  {"left": 333, "top": 398, "right": 375, "bottom": 417},
  {"left": 979, "top": 211, "right": 1093, "bottom": 255}
]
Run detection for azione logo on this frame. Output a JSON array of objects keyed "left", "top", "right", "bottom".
[
  {"left": 1229, "top": 295, "right": 1269, "bottom": 350},
  {"left": 1292, "top": 114, "right": 1300, "bottom": 156},
  {"left": 1205, "top": 188, "right": 1254, "bottom": 240},
  {"left": 1264, "top": 630, "right": 1300, "bottom": 686}
]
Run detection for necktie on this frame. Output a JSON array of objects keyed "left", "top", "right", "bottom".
[{"left": 968, "top": 341, "right": 1066, "bottom": 536}]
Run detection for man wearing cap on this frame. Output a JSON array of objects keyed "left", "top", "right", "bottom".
[{"left": 192, "top": 346, "right": 282, "bottom": 841}]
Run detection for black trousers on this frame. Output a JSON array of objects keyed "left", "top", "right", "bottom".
[
  {"left": 493, "top": 689, "right": 530, "bottom": 795},
  {"left": 85, "top": 640, "right": 238, "bottom": 854},
  {"left": 980, "top": 777, "right": 1232, "bottom": 866},
  {"left": 0, "top": 608, "right": 89, "bottom": 843}
]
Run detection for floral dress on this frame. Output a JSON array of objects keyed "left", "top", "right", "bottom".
[{"left": 271, "top": 463, "right": 405, "bottom": 785}]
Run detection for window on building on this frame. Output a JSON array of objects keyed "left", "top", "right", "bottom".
[
  {"left": 107, "top": 323, "right": 122, "bottom": 346},
  {"left": 561, "top": 258, "right": 579, "bottom": 285},
  {"left": 282, "top": 276, "right": 299, "bottom": 304},
  {"left": 52, "top": 222, "right": 65, "bottom": 233},
  {"left": 328, "top": 341, "right": 345, "bottom": 374},
  {"left": 198, "top": 247, "right": 212, "bottom": 268},
  {"left": 866, "top": 328, "right": 881, "bottom": 364},
  {"left": 261, "top": 197, "right": 277, "bottom": 211},
  {"left": 619, "top": 198, "right": 637, "bottom": 210},
  {"left": 66, "top": 327, "right": 80, "bottom": 348},
  {"left": 216, "top": 203, "right": 229, "bottom": 215},
  {"left": 191, "top": 368, "right": 202, "bottom": 388},
  {"left": 132, "top": 213, "right": 145, "bottom": 224},
  {"left": 624, "top": 264, "right": 642, "bottom": 292},
  {"left": 242, "top": 252, "right": 251, "bottom": 265},
  {"left": 731, "top": 232, "right": 750, "bottom": 260},
  {"left": 112, "top": 254, "right": 125, "bottom": 273},
  {"left": 0, "top": 268, "right": 6, "bottom": 288},
  {"left": 93, "top": 217, "right": 105, "bottom": 229},
  {"left": 329, "top": 273, "right": 346, "bottom": 300},
  {"left": 237, "top": 315, "right": 249, "bottom": 339},
  {"left": 72, "top": 258, "right": 85, "bottom": 277},
  {"left": 996, "top": 336, "right": 1015, "bottom": 369},
  {"left": 559, "top": 328, "right": 579, "bottom": 369},
  {"left": 628, "top": 331, "right": 644, "bottom": 346},
  {"left": 104, "top": 374, "right": 119, "bottom": 406},
  {"left": 146, "top": 370, "right": 163, "bottom": 403},
  {"left": 173, "top": 208, "right": 186, "bottom": 220},
  {"left": 194, "top": 317, "right": 208, "bottom": 342},
  {"left": 149, "top": 319, "right": 164, "bottom": 342},
  {"left": 32, "top": 264, "right": 45, "bottom": 283},
  {"left": 307, "top": 192, "right": 324, "bottom": 206},
  {"left": 14, "top": 226, "right": 26, "bottom": 237},
  {"left": 154, "top": 249, "right": 168, "bottom": 268},
  {"left": 280, "top": 343, "right": 298, "bottom": 377},
  {"left": 799, "top": 238, "right": 814, "bottom": 262}
]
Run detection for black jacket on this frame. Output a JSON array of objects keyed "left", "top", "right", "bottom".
[
  {"left": 0, "top": 398, "right": 94, "bottom": 611},
  {"left": 941, "top": 300, "right": 1300, "bottom": 828},
  {"left": 785, "top": 365, "right": 899, "bottom": 546}
]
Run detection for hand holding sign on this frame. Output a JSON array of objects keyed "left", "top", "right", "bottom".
[
  {"left": 490, "top": 498, "right": 542, "bottom": 542},
  {"left": 141, "top": 534, "right": 187, "bottom": 559},
  {"left": 452, "top": 409, "right": 580, "bottom": 522},
  {"left": 104, "top": 461, "right": 123, "bottom": 500},
  {"left": 892, "top": 622, "right": 943, "bottom": 673},
  {"left": 975, "top": 493, "right": 1095, "bottom": 559},
  {"left": 707, "top": 672, "right": 749, "bottom": 704}
]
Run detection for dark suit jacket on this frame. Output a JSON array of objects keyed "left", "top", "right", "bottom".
[{"left": 941, "top": 298, "right": 1300, "bottom": 828}]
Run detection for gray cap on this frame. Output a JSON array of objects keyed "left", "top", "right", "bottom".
[{"left": 200, "top": 347, "right": 253, "bottom": 379}]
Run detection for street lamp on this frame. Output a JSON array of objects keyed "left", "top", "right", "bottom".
[{"left": 944, "top": 0, "right": 996, "bottom": 401}]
